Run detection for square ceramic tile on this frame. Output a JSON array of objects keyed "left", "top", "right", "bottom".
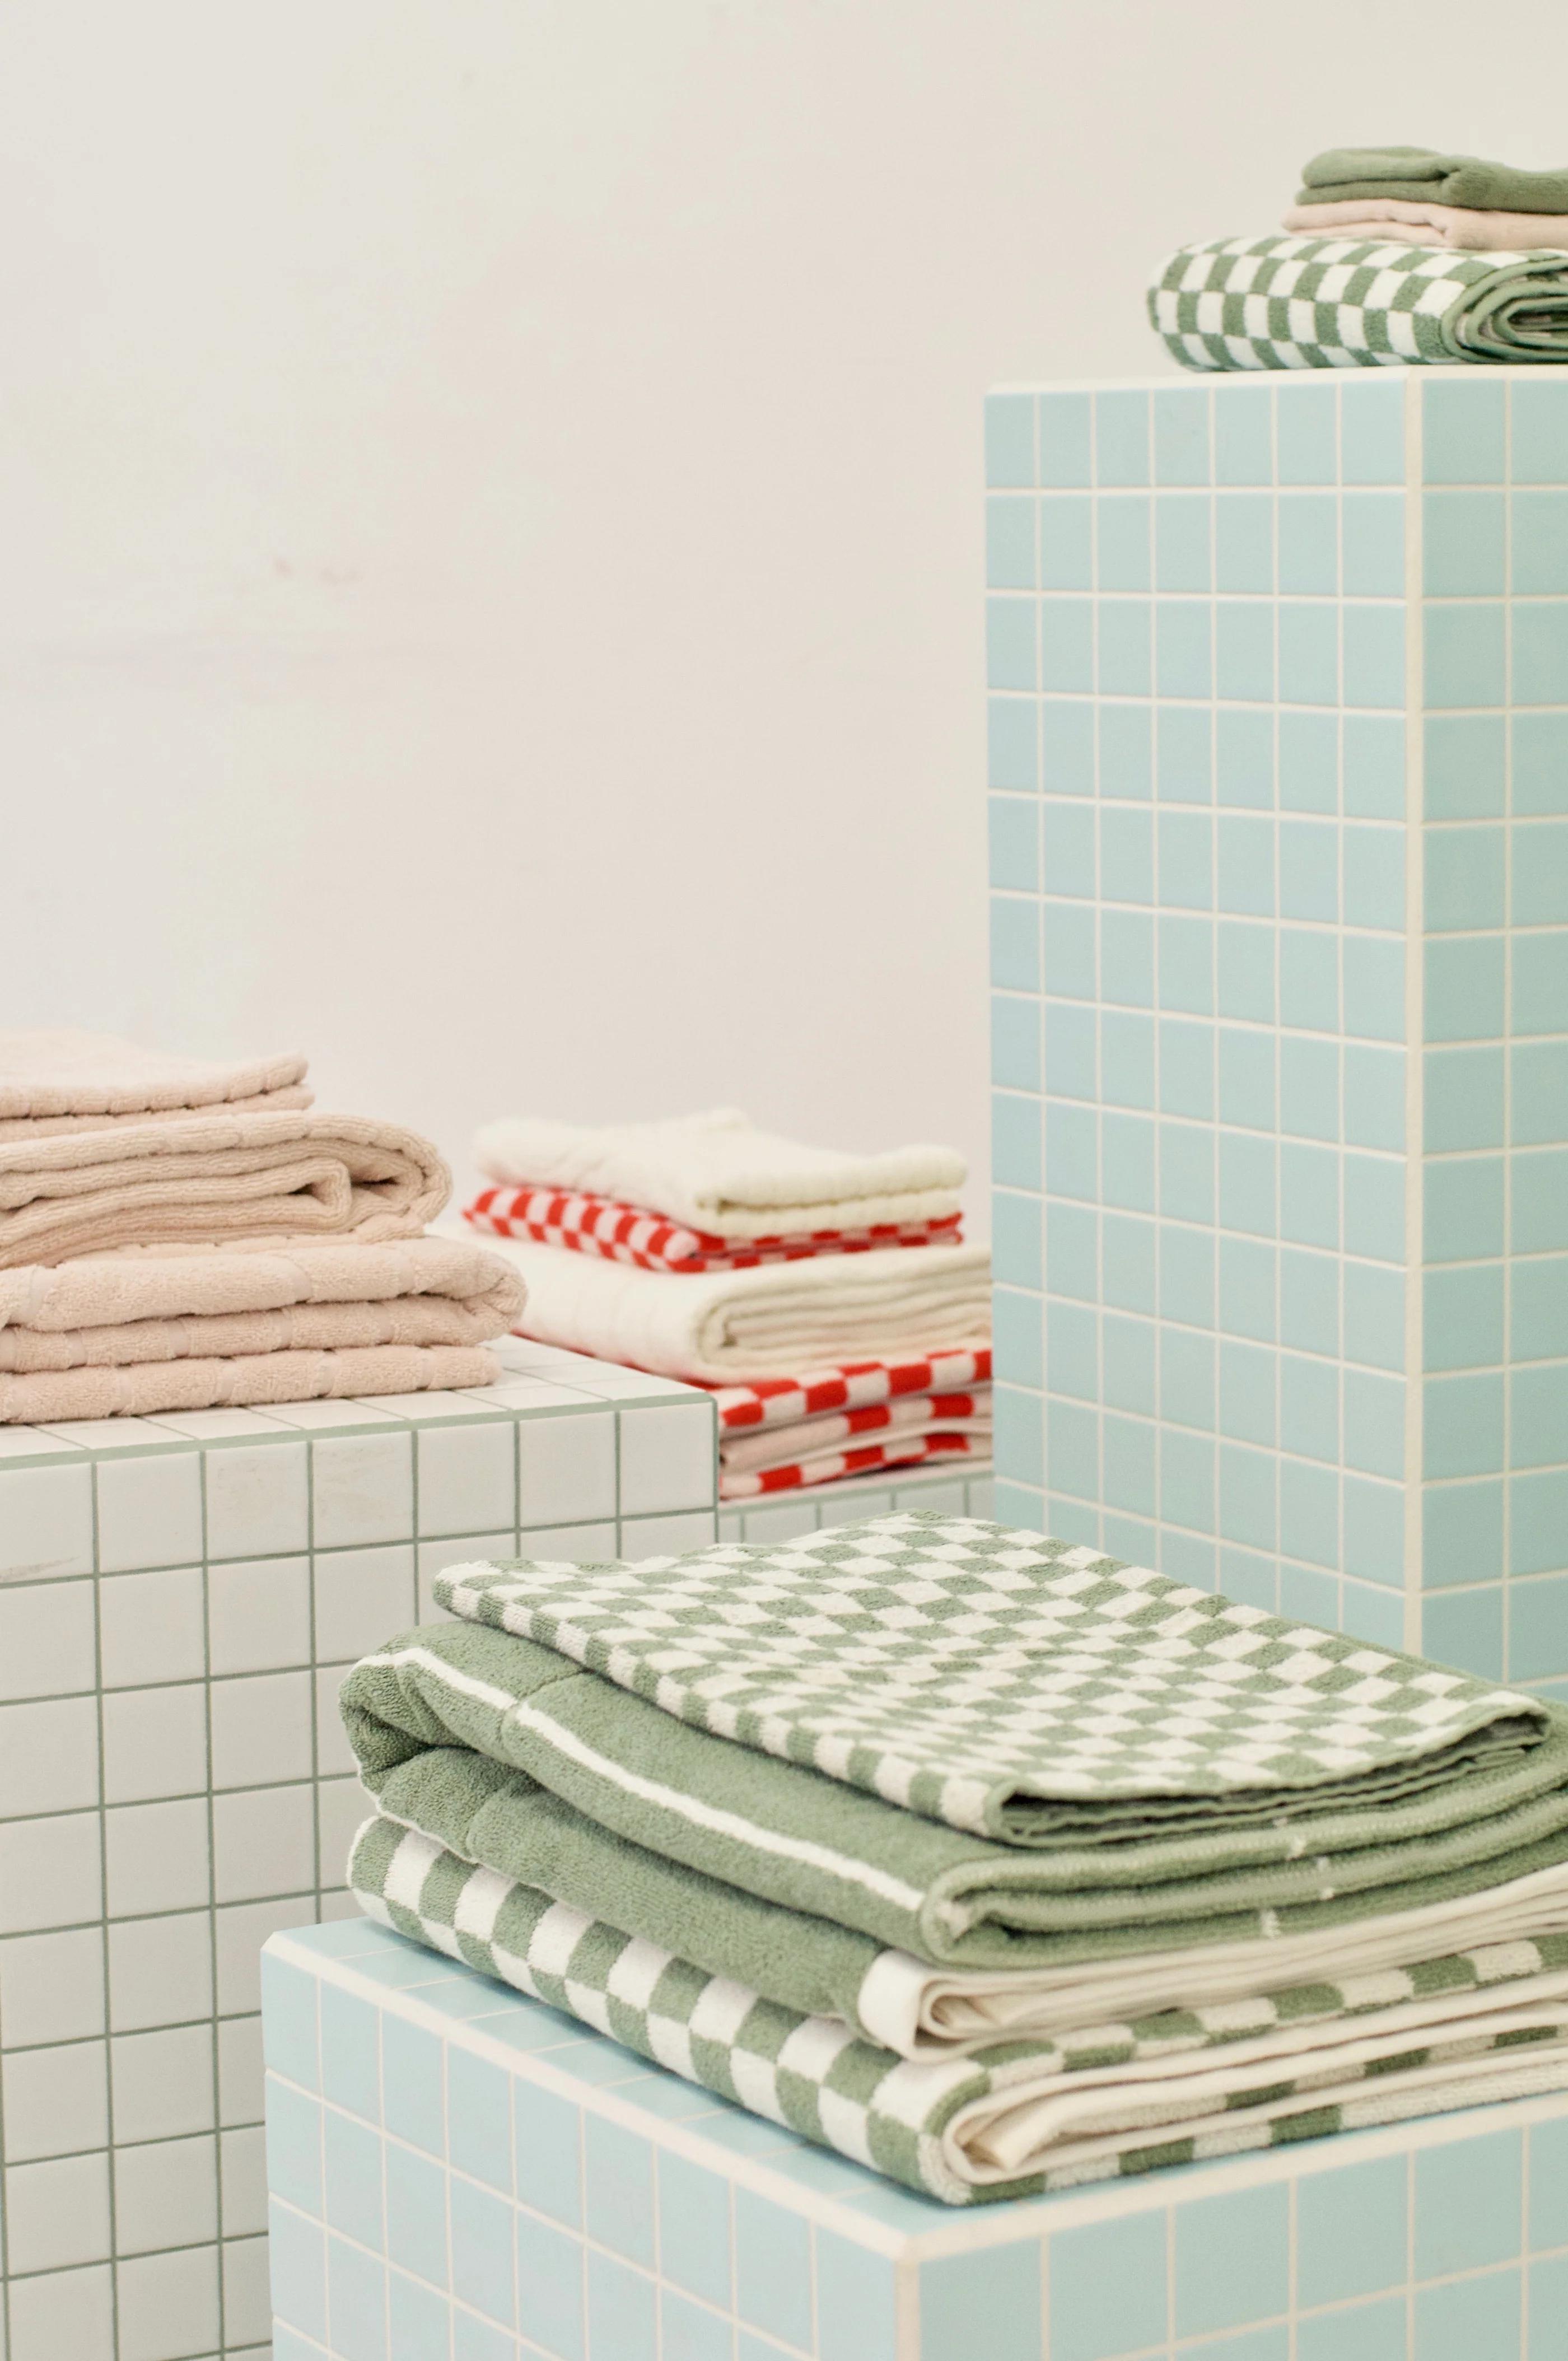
[
  {"left": 310, "top": 1430, "right": 414, "bottom": 1549},
  {"left": 0, "top": 1462, "right": 94, "bottom": 1583},
  {"left": 416, "top": 1416, "right": 516, "bottom": 1537},
  {"left": 204, "top": 1439, "right": 309, "bottom": 1561},
  {"left": 95, "top": 1447, "right": 203, "bottom": 1572}
]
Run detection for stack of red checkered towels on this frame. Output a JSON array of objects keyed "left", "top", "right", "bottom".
[{"left": 459, "top": 1112, "right": 992, "bottom": 1500}]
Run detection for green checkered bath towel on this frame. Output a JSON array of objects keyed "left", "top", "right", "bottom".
[
  {"left": 352, "top": 1812, "right": 1568, "bottom": 2205},
  {"left": 1150, "top": 235, "right": 1568, "bottom": 368}
]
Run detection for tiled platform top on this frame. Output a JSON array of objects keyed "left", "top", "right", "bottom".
[
  {"left": 267, "top": 1917, "right": 1568, "bottom": 2281},
  {"left": 0, "top": 1335, "right": 703, "bottom": 1466}
]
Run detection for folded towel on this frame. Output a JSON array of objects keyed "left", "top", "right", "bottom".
[
  {"left": 0, "top": 1110, "right": 449, "bottom": 1269},
  {"left": 449, "top": 1226, "right": 990, "bottom": 1382},
  {"left": 1299, "top": 147, "right": 1568, "bottom": 215},
  {"left": 1284, "top": 197, "right": 1568, "bottom": 253},
  {"left": 0, "top": 1234, "right": 522, "bottom": 1420},
  {"left": 0, "top": 1029, "right": 311, "bottom": 1140},
  {"left": 464, "top": 1183, "right": 962, "bottom": 1273},
  {"left": 353, "top": 1813, "right": 1568, "bottom": 2201},
  {"left": 710, "top": 1348, "right": 992, "bottom": 1497},
  {"left": 340, "top": 1519, "right": 1568, "bottom": 2027},
  {"left": 1151, "top": 234, "right": 1568, "bottom": 370},
  {"left": 473, "top": 1110, "right": 965, "bottom": 1240}
]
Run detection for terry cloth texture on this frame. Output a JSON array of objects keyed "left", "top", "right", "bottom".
[
  {"left": 0, "top": 1235, "right": 521, "bottom": 1421},
  {"left": 472, "top": 1109, "right": 965, "bottom": 1241},
  {"left": 708, "top": 1349, "right": 993, "bottom": 1498},
  {"left": 0, "top": 1110, "right": 449, "bottom": 1268},
  {"left": 1299, "top": 148, "right": 1568, "bottom": 214},
  {"left": 464, "top": 1184, "right": 963, "bottom": 1274},
  {"left": 1150, "top": 235, "right": 1568, "bottom": 369},
  {"left": 338, "top": 1517, "right": 1568, "bottom": 2020},
  {"left": 1285, "top": 198, "right": 1568, "bottom": 253},
  {"left": 352, "top": 1814, "right": 1568, "bottom": 2202},
  {"left": 451, "top": 1226, "right": 991, "bottom": 1383},
  {"left": 0, "top": 1030, "right": 311, "bottom": 1141}
]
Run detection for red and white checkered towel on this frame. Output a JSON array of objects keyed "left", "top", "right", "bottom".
[
  {"left": 706, "top": 1347, "right": 992, "bottom": 1499},
  {"left": 464, "top": 1186, "right": 962, "bottom": 1274}
]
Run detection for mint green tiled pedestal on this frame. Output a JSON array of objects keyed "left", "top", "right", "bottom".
[
  {"left": 987, "top": 366, "right": 1568, "bottom": 1696},
  {"left": 265, "top": 1917, "right": 1568, "bottom": 2360}
]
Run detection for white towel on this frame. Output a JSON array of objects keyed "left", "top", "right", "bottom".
[
  {"left": 473, "top": 1109, "right": 965, "bottom": 1240},
  {"left": 449, "top": 1224, "right": 990, "bottom": 1382}
]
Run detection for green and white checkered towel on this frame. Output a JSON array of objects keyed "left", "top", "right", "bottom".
[
  {"left": 1150, "top": 234, "right": 1568, "bottom": 369},
  {"left": 339, "top": 1517, "right": 1568, "bottom": 2013},
  {"left": 352, "top": 1812, "right": 1568, "bottom": 2204}
]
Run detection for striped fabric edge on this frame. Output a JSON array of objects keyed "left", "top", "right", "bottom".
[
  {"left": 719, "top": 1430, "right": 990, "bottom": 1501},
  {"left": 464, "top": 1187, "right": 963, "bottom": 1273},
  {"left": 351, "top": 1814, "right": 1568, "bottom": 2208},
  {"left": 708, "top": 1346, "right": 993, "bottom": 1432}
]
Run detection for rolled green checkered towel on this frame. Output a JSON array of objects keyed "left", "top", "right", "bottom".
[
  {"left": 1150, "top": 235, "right": 1568, "bottom": 369},
  {"left": 351, "top": 1811, "right": 1568, "bottom": 2204}
]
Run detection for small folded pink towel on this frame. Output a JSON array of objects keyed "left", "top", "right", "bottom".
[
  {"left": 0, "top": 1029, "right": 311, "bottom": 1138},
  {"left": 0, "top": 1234, "right": 525, "bottom": 1421},
  {"left": 0, "top": 1111, "right": 450, "bottom": 1268},
  {"left": 1283, "top": 198, "right": 1568, "bottom": 252}
]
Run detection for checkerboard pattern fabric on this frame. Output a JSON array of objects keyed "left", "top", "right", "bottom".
[
  {"left": 464, "top": 1184, "right": 962, "bottom": 1272},
  {"left": 1149, "top": 235, "right": 1568, "bottom": 370},
  {"left": 439, "top": 1511, "right": 1539, "bottom": 1836},
  {"left": 709, "top": 1348, "right": 993, "bottom": 1499},
  {"left": 352, "top": 1813, "right": 1568, "bottom": 2204}
]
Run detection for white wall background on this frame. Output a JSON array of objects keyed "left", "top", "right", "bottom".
[{"left": 2, "top": 1, "right": 1561, "bottom": 1216}]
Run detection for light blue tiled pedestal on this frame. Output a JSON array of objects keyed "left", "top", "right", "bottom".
[
  {"left": 0, "top": 1340, "right": 717, "bottom": 2361},
  {"left": 265, "top": 1917, "right": 1568, "bottom": 2360},
  {"left": 987, "top": 365, "right": 1568, "bottom": 1697}
]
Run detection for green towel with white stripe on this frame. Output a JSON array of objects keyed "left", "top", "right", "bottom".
[
  {"left": 339, "top": 1513, "right": 1568, "bottom": 2199},
  {"left": 1150, "top": 234, "right": 1568, "bottom": 369}
]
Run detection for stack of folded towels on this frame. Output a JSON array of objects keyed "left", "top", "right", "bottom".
[
  {"left": 456, "top": 1110, "right": 992, "bottom": 1500},
  {"left": 0, "top": 1029, "right": 522, "bottom": 1421},
  {"left": 343, "top": 1511, "right": 1568, "bottom": 2204},
  {"left": 1149, "top": 143, "right": 1568, "bottom": 371}
]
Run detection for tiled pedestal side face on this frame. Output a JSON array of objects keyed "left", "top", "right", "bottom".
[
  {"left": 986, "top": 365, "right": 1568, "bottom": 1695},
  {"left": 0, "top": 1340, "right": 717, "bottom": 2361},
  {"left": 716, "top": 1464, "right": 993, "bottom": 1546},
  {"left": 266, "top": 1919, "right": 1568, "bottom": 2361}
]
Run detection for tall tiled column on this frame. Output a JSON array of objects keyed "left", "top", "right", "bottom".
[{"left": 986, "top": 366, "right": 1568, "bottom": 1696}]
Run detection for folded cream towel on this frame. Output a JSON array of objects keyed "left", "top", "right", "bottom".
[
  {"left": 0, "top": 1111, "right": 449, "bottom": 1269},
  {"left": 473, "top": 1109, "right": 964, "bottom": 1240},
  {"left": 453, "top": 1223, "right": 990, "bottom": 1380},
  {"left": 1284, "top": 195, "right": 1568, "bottom": 251},
  {"left": 0, "top": 1030, "right": 311, "bottom": 1140}
]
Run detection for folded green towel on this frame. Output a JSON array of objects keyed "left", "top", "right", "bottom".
[
  {"left": 351, "top": 1810, "right": 1568, "bottom": 2204},
  {"left": 1151, "top": 235, "right": 1568, "bottom": 369},
  {"left": 1300, "top": 148, "right": 1568, "bottom": 215},
  {"left": 339, "top": 1517, "right": 1568, "bottom": 2016}
]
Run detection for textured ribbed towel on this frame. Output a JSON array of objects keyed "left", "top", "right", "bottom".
[
  {"left": 473, "top": 1110, "right": 965, "bottom": 1240},
  {"left": 339, "top": 1517, "right": 1568, "bottom": 2019},
  {"left": 451, "top": 1225, "right": 990, "bottom": 1383},
  {"left": 1150, "top": 234, "right": 1568, "bottom": 369},
  {"left": 1299, "top": 147, "right": 1568, "bottom": 214},
  {"left": 352, "top": 1813, "right": 1568, "bottom": 2201},
  {"left": 1284, "top": 197, "right": 1568, "bottom": 253},
  {"left": 0, "top": 1110, "right": 449, "bottom": 1268},
  {"left": 0, "top": 1029, "right": 311, "bottom": 1141},
  {"left": 0, "top": 1234, "right": 522, "bottom": 1421}
]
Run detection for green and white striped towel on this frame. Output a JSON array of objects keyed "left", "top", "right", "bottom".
[{"left": 353, "top": 1813, "right": 1568, "bottom": 2205}]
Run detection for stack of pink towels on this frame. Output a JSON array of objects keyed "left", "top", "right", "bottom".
[{"left": 0, "top": 1031, "right": 522, "bottom": 1422}]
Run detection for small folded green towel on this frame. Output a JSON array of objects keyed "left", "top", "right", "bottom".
[
  {"left": 1300, "top": 147, "right": 1568, "bottom": 215},
  {"left": 1151, "top": 235, "right": 1568, "bottom": 370}
]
